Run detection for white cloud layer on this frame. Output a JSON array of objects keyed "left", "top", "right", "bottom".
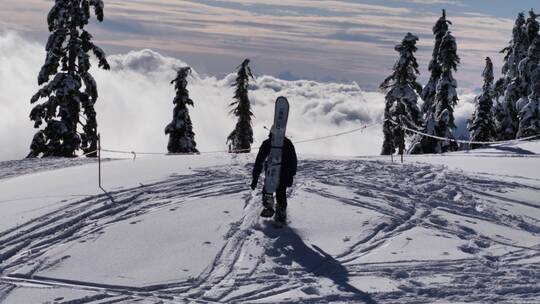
[{"left": 0, "top": 32, "right": 476, "bottom": 161}]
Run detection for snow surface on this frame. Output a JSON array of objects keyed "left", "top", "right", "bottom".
[{"left": 0, "top": 142, "right": 539, "bottom": 303}]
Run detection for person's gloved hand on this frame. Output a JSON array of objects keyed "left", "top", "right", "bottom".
[{"left": 250, "top": 179, "right": 258, "bottom": 190}]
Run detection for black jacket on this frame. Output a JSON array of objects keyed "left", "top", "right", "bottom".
[{"left": 252, "top": 137, "right": 297, "bottom": 187}]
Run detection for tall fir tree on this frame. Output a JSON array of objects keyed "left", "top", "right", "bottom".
[
  {"left": 525, "top": 9, "right": 540, "bottom": 44},
  {"left": 516, "top": 11, "right": 540, "bottom": 111},
  {"left": 28, "top": 0, "right": 109, "bottom": 158},
  {"left": 516, "top": 37, "right": 540, "bottom": 138},
  {"left": 432, "top": 30, "right": 460, "bottom": 152},
  {"left": 421, "top": 9, "right": 451, "bottom": 115},
  {"left": 495, "top": 12, "right": 530, "bottom": 140},
  {"left": 411, "top": 10, "right": 452, "bottom": 154},
  {"left": 227, "top": 59, "right": 254, "bottom": 153},
  {"left": 413, "top": 11, "right": 459, "bottom": 154},
  {"left": 165, "top": 67, "right": 198, "bottom": 153},
  {"left": 468, "top": 57, "right": 497, "bottom": 148},
  {"left": 380, "top": 33, "right": 423, "bottom": 156}
]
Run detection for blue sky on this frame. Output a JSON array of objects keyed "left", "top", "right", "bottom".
[{"left": 0, "top": 0, "right": 537, "bottom": 90}]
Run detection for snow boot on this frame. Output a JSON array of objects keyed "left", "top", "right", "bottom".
[
  {"left": 260, "top": 207, "right": 275, "bottom": 218},
  {"left": 274, "top": 206, "right": 287, "bottom": 226},
  {"left": 260, "top": 193, "right": 275, "bottom": 218}
]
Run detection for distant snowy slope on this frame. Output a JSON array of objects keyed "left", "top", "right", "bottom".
[{"left": 0, "top": 141, "right": 539, "bottom": 303}]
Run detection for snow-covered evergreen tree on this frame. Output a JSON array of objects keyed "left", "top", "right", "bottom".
[
  {"left": 468, "top": 57, "right": 496, "bottom": 148},
  {"left": 413, "top": 26, "right": 460, "bottom": 154},
  {"left": 432, "top": 30, "right": 460, "bottom": 152},
  {"left": 411, "top": 10, "right": 453, "bottom": 155},
  {"left": 227, "top": 59, "right": 254, "bottom": 153},
  {"left": 516, "top": 37, "right": 540, "bottom": 138},
  {"left": 526, "top": 9, "right": 540, "bottom": 44},
  {"left": 380, "top": 33, "right": 422, "bottom": 156},
  {"left": 421, "top": 9, "right": 451, "bottom": 115},
  {"left": 409, "top": 115, "right": 438, "bottom": 154},
  {"left": 28, "top": 0, "right": 109, "bottom": 158},
  {"left": 165, "top": 67, "right": 198, "bottom": 153},
  {"left": 502, "top": 13, "right": 529, "bottom": 82},
  {"left": 495, "top": 12, "right": 529, "bottom": 140},
  {"left": 518, "top": 11, "right": 540, "bottom": 102}
]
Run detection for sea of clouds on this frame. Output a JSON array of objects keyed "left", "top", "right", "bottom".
[{"left": 0, "top": 32, "right": 476, "bottom": 161}]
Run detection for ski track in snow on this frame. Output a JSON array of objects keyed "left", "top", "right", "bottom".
[{"left": 0, "top": 157, "right": 539, "bottom": 303}]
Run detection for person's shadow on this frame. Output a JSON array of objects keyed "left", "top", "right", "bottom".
[{"left": 261, "top": 223, "right": 377, "bottom": 303}]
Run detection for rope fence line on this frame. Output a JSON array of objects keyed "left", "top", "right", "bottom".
[
  {"left": 99, "top": 122, "right": 382, "bottom": 158},
  {"left": 62, "top": 119, "right": 539, "bottom": 161},
  {"left": 386, "top": 119, "right": 540, "bottom": 146},
  {"left": 69, "top": 119, "right": 539, "bottom": 204},
  {"left": 294, "top": 122, "right": 380, "bottom": 144}
]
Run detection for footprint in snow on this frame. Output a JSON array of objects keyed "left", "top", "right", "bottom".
[
  {"left": 429, "top": 216, "right": 449, "bottom": 227},
  {"left": 458, "top": 244, "right": 480, "bottom": 254},
  {"left": 459, "top": 225, "right": 477, "bottom": 235},
  {"left": 392, "top": 270, "right": 410, "bottom": 279},
  {"left": 273, "top": 256, "right": 293, "bottom": 266},
  {"left": 474, "top": 239, "right": 491, "bottom": 248},
  {"left": 301, "top": 286, "right": 320, "bottom": 295},
  {"left": 274, "top": 267, "right": 289, "bottom": 275}
]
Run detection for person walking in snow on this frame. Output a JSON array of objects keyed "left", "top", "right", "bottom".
[{"left": 251, "top": 131, "right": 297, "bottom": 224}]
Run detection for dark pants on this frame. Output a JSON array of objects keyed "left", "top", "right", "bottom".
[{"left": 263, "top": 183, "right": 288, "bottom": 211}]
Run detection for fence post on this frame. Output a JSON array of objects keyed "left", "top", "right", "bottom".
[{"left": 97, "top": 134, "right": 115, "bottom": 203}]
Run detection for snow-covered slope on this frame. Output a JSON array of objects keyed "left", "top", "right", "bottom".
[{"left": 0, "top": 142, "right": 539, "bottom": 303}]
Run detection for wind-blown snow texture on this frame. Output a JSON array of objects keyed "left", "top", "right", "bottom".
[{"left": 0, "top": 141, "right": 539, "bottom": 303}]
